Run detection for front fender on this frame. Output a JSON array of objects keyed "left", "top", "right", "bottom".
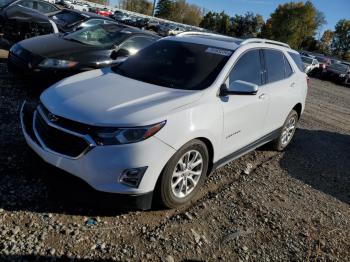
[{"left": 155, "top": 101, "right": 223, "bottom": 163}]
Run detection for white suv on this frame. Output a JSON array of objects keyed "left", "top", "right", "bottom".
[{"left": 21, "top": 33, "right": 308, "bottom": 209}]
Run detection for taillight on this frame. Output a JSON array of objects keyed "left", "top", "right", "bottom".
[{"left": 306, "top": 76, "right": 310, "bottom": 88}]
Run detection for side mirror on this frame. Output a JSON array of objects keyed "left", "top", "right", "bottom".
[
  {"left": 220, "top": 80, "right": 258, "bottom": 96},
  {"left": 110, "top": 48, "right": 130, "bottom": 60}
]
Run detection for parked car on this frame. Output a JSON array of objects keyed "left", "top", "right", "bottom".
[
  {"left": 158, "top": 24, "right": 185, "bottom": 36},
  {"left": 314, "top": 55, "right": 331, "bottom": 70},
  {"left": 1, "top": 7, "right": 115, "bottom": 45},
  {"left": 8, "top": 23, "right": 159, "bottom": 79},
  {"left": 0, "top": 4, "right": 60, "bottom": 45},
  {"left": 0, "top": 0, "right": 59, "bottom": 12},
  {"left": 55, "top": 0, "right": 71, "bottom": 8},
  {"left": 146, "top": 19, "right": 160, "bottom": 31},
  {"left": 95, "top": 7, "right": 111, "bottom": 17},
  {"left": 70, "top": 2, "right": 89, "bottom": 12},
  {"left": 51, "top": 9, "right": 115, "bottom": 32},
  {"left": 324, "top": 62, "right": 350, "bottom": 85},
  {"left": 20, "top": 33, "right": 307, "bottom": 209},
  {"left": 168, "top": 25, "right": 185, "bottom": 36},
  {"left": 0, "top": 0, "right": 60, "bottom": 36},
  {"left": 301, "top": 55, "right": 319, "bottom": 75}
]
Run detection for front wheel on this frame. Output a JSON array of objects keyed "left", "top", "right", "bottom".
[
  {"left": 270, "top": 110, "right": 299, "bottom": 151},
  {"left": 157, "top": 139, "right": 209, "bottom": 208}
]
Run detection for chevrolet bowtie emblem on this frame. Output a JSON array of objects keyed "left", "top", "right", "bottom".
[{"left": 48, "top": 113, "right": 59, "bottom": 122}]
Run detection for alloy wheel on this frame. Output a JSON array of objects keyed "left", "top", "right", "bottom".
[{"left": 171, "top": 150, "right": 203, "bottom": 198}]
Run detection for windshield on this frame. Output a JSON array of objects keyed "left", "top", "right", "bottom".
[
  {"left": 0, "top": 0, "right": 13, "bottom": 7},
  {"left": 315, "top": 56, "right": 328, "bottom": 63},
  {"left": 64, "top": 24, "right": 129, "bottom": 47},
  {"left": 301, "top": 56, "right": 313, "bottom": 64},
  {"left": 52, "top": 10, "right": 83, "bottom": 26},
  {"left": 112, "top": 40, "right": 233, "bottom": 90}
]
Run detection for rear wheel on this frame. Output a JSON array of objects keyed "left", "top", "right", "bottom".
[
  {"left": 157, "top": 139, "right": 209, "bottom": 208},
  {"left": 271, "top": 110, "right": 298, "bottom": 151}
]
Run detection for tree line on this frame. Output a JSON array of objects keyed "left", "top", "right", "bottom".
[{"left": 115, "top": 0, "right": 350, "bottom": 61}]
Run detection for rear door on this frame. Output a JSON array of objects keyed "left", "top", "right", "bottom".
[{"left": 262, "top": 49, "right": 300, "bottom": 132}]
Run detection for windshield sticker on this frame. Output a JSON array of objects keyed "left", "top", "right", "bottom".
[{"left": 206, "top": 47, "right": 232, "bottom": 56}]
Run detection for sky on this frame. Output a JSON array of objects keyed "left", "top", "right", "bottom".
[
  {"left": 185, "top": 0, "right": 350, "bottom": 33},
  {"left": 110, "top": 0, "right": 350, "bottom": 34}
]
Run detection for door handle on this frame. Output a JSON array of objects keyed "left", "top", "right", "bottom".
[
  {"left": 290, "top": 82, "right": 296, "bottom": 88},
  {"left": 259, "top": 93, "right": 267, "bottom": 100}
]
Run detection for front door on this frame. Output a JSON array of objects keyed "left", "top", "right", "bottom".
[{"left": 220, "top": 49, "right": 270, "bottom": 158}]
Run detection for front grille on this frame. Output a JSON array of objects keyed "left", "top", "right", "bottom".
[
  {"left": 40, "top": 105, "right": 93, "bottom": 134},
  {"left": 34, "top": 110, "right": 90, "bottom": 158}
]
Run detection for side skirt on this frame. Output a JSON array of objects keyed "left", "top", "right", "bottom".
[{"left": 212, "top": 128, "right": 281, "bottom": 171}]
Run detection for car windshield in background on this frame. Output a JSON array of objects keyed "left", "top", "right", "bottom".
[
  {"left": 301, "top": 56, "right": 313, "bottom": 64},
  {"left": 0, "top": 0, "right": 13, "bottom": 7},
  {"left": 112, "top": 40, "right": 233, "bottom": 90},
  {"left": 315, "top": 56, "right": 328, "bottom": 63},
  {"left": 52, "top": 11, "right": 84, "bottom": 26},
  {"left": 63, "top": 24, "right": 129, "bottom": 47}
]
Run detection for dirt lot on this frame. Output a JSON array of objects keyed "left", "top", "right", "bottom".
[{"left": 0, "top": 50, "right": 349, "bottom": 261}]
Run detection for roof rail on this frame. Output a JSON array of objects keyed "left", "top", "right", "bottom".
[
  {"left": 177, "top": 31, "right": 236, "bottom": 40},
  {"left": 241, "top": 38, "right": 290, "bottom": 48}
]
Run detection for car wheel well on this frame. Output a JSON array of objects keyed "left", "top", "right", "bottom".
[
  {"left": 196, "top": 137, "right": 214, "bottom": 175},
  {"left": 293, "top": 103, "right": 302, "bottom": 119}
]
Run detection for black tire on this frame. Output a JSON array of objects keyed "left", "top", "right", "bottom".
[
  {"left": 157, "top": 139, "right": 209, "bottom": 209},
  {"left": 270, "top": 110, "right": 299, "bottom": 151}
]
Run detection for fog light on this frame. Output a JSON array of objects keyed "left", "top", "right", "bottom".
[{"left": 119, "top": 167, "right": 147, "bottom": 188}]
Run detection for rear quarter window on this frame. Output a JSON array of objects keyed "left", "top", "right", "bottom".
[{"left": 288, "top": 52, "right": 304, "bottom": 72}]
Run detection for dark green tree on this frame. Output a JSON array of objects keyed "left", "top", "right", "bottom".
[
  {"left": 332, "top": 19, "right": 350, "bottom": 60},
  {"left": 200, "top": 11, "right": 230, "bottom": 35},
  {"left": 261, "top": 1, "right": 326, "bottom": 49},
  {"left": 199, "top": 11, "right": 217, "bottom": 31},
  {"left": 230, "top": 12, "right": 264, "bottom": 37},
  {"left": 155, "top": 0, "right": 174, "bottom": 19},
  {"left": 119, "top": 0, "right": 153, "bottom": 15}
]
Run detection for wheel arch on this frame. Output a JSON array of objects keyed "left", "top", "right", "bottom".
[{"left": 293, "top": 103, "right": 303, "bottom": 119}]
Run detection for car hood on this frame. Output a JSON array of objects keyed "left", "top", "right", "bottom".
[
  {"left": 40, "top": 68, "right": 203, "bottom": 126},
  {"left": 19, "top": 34, "right": 98, "bottom": 58}
]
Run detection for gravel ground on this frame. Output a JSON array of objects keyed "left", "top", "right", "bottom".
[{"left": 0, "top": 50, "right": 349, "bottom": 261}]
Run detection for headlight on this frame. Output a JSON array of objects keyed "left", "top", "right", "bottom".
[
  {"left": 10, "top": 44, "right": 21, "bottom": 55},
  {"left": 93, "top": 121, "right": 166, "bottom": 145},
  {"left": 339, "top": 74, "right": 346, "bottom": 78},
  {"left": 39, "top": 58, "right": 78, "bottom": 69}
]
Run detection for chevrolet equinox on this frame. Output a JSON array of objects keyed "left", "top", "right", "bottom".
[{"left": 21, "top": 32, "right": 308, "bottom": 209}]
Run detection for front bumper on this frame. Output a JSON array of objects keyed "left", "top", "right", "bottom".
[{"left": 20, "top": 102, "right": 176, "bottom": 206}]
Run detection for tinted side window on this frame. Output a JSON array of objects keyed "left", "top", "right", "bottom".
[
  {"left": 264, "top": 49, "right": 286, "bottom": 83},
  {"left": 284, "top": 56, "right": 293, "bottom": 77},
  {"left": 36, "top": 2, "right": 58, "bottom": 13},
  {"left": 229, "top": 49, "right": 262, "bottom": 86},
  {"left": 288, "top": 52, "right": 304, "bottom": 72},
  {"left": 18, "top": 0, "right": 35, "bottom": 9}
]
